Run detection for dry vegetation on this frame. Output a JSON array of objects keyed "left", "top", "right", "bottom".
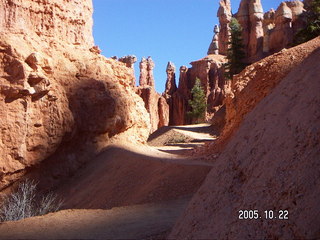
[{"left": 0, "top": 180, "right": 62, "bottom": 222}]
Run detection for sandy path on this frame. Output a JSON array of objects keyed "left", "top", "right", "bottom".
[
  {"left": 148, "top": 123, "right": 217, "bottom": 155},
  {"left": 56, "top": 144, "right": 212, "bottom": 209},
  {"left": 0, "top": 197, "right": 190, "bottom": 239},
  {"left": 0, "top": 124, "right": 216, "bottom": 239}
]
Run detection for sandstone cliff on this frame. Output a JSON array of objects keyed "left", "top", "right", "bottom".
[
  {"left": 212, "top": 0, "right": 306, "bottom": 63},
  {"left": 0, "top": 0, "right": 94, "bottom": 47},
  {"left": 170, "top": 37, "right": 320, "bottom": 240},
  {"left": 164, "top": 55, "right": 227, "bottom": 126},
  {"left": 0, "top": 0, "right": 150, "bottom": 189}
]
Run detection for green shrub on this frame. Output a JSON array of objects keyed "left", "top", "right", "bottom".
[
  {"left": 225, "top": 18, "right": 246, "bottom": 79},
  {"left": 187, "top": 78, "right": 207, "bottom": 123},
  {"left": 294, "top": 0, "right": 320, "bottom": 45}
]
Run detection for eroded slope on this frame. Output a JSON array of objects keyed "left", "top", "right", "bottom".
[{"left": 170, "top": 47, "right": 320, "bottom": 239}]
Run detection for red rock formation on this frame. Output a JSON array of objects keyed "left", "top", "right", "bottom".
[
  {"left": 136, "top": 86, "right": 169, "bottom": 132},
  {"left": 139, "top": 57, "right": 155, "bottom": 87},
  {"left": 137, "top": 57, "right": 169, "bottom": 132},
  {"left": 207, "top": 25, "right": 220, "bottom": 55},
  {"left": 177, "top": 66, "right": 189, "bottom": 98},
  {"left": 0, "top": 0, "right": 150, "bottom": 189},
  {"left": 136, "top": 87, "right": 159, "bottom": 133},
  {"left": 164, "top": 61, "right": 177, "bottom": 95},
  {"left": 248, "top": 0, "right": 264, "bottom": 61},
  {"left": 158, "top": 96, "right": 169, "bottom": 128},
  {"left": 236, "top": 0, "right": 251, "bottom": 55},
  {"left": 214, "top": 0, "right": 305, "bottom": 63},
  {"left": 217, "top": 0, "right": 232, "bottom": 55},
  {"left": 139, "top": 58, "right": 148, "bottom": 86},
  {"left": 263, "top": 9, "right": 276, "bottom": 53},
  {"left": 167, "top": 55, "right": 227, "bottom": 125},
  {"left": 146, "top": 57, "right": 155, "bottom": 86},
  {"left": 264, "top": 1, "right": 305, "bottom": 54},
  {"left": 118, "top": 55, "right": 137, "bottom": 69},
  {"left": 236, "top": 0, "right": 264, "bottom": 62},
  {"left": 189, "top": 55, "right": 226, "bottom": 100},
  {"left": 118, "top": 55, "right": 137, "bottom": 87},
  {"left": 269, "top": 2, "right": 294, "bottom": 53},
  {"left": 169, "top": 66, "right": 189, "bottom": 126},
  {"left": 171, "top": 92, "right": 188, "bottom": 126},
  {"left": 0, "top": 0, "right": 94, "bottom": 47}
]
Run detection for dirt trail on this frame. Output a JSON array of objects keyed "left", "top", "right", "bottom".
[
  {"left": 148, "top": 123, "right": 217, "bottom": 155},
  {"left": 0, "top": 197, "right": 190, "bottom": 240},
  {"left": 0, "top": 124, "right": 216, "bottom": 239},
  {"left": 56, "top": 124, "right": 216, "bottom": 210}
]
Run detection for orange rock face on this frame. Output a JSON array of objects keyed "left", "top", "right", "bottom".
[
  {"left": 217, "top": 0, "right": 232, "bottom": 55},
  {"left": 236, "top": 0, "right": 264, "bottom": 62},
  {"left": 213, "top": 0, "right": 306, "bottom": 63},
  {"left": 0, "top": 0, "right": 150, "bottom": 189},
  {"left": 136, "top": 57, "right": 169, "bottom": 133},
  {"left": 223, "top": 37, "right": 320, "bottom": 142},
  {"left": 137, "top": 86, "right": 169, "bottom": 133},
  {"left": 0, "top": 0, "right": 94, "bottom": 47},
  {"left": 166, "top": 55, "right": 227, "bottom": 125}
]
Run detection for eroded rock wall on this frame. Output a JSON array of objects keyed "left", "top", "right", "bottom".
[
  {"left": 217, "top": 0, "right": 232, "bottom": 55},
  {"left": 137, "top": 57, "right": 169, "bottom": 133},
  {"left": 0, "top": 0, "right": 94, "bottom": 47},
  {"left": 213, "top": 0, "right": 306, "bottom": 63},
  {"left": 165, "top": 55, "right": 227, "bottom": 125},
  {"left": 0, "top": 0, "right": 150, "bottom": 189}
]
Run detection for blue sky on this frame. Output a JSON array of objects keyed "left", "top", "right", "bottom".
[{"left": 93, "top": 0, "right": 284, "bottom": 93}]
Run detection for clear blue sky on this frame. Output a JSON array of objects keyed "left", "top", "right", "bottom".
[{"left": 93, "top": 0, "right": 284, "bottom": 93}]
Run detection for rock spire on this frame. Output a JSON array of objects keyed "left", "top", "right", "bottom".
[
  {"left": 139, "top": 57, "right": 155, "bottom": 87},
  {"left": 217, "top": 0, "right": 232, "bottom": 55},
  {"left": 208, "top": 25, "right": 220, "bottom": 55},
  {"left": 165, "top": 61, "right": 177, "bottom": 95}
]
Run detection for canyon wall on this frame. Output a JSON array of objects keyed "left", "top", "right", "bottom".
[
  {"left": 0, "top": 0, "right": 150, "bottom": 189},
  {"left": 173, "top": 0, "right": 307, "bottom": 127},
  {"left": 212, "top": 0, "right": 306, "bottom": 63},
  {"left": 0, "top": 0, "right": 94, "bottom": 48},
  {"left": 164, "top": 55, "right": 227, "bottom": 126}
]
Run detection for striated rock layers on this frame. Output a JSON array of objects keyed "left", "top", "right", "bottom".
[
  {"left": 137, "top": 57, "right": 169, "bottom": 133},
  {"left": 169, "top": 38, "right": 320, "bottom": 239},
  {"left": 0, "top": 0, "right": 94, "bottom": 47},
  {"left": 0, "top": 0, "right": 151, "bottom": 189},
  {"left": 165, "top": 55, "right": 227, "bottom": 125},
  {"left": 213, "top": 0, "right": 306, "bottom": 63}
]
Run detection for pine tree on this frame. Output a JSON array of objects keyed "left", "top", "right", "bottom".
[
  {"left": 294, "top": 0, "right": 320, "bottom": 45},
  {"left": 225, "top": 18, "right": 246, "bottom": 79},
  {"left": 187, "top": 78, "right": 207, "bottom": 124}
]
